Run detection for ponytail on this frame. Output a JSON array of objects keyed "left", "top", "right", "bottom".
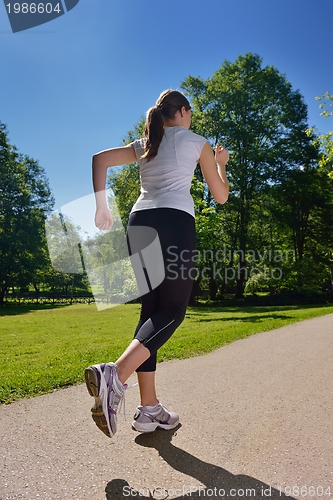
[
  {"left": 141, "top": 89, "right": 191, "bottom": 162},
  {"left": 141, "top": 106, "right": 164, "bottom": 162}
]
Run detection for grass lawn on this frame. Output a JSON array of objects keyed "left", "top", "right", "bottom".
[{"left": 1, "top": 302, "right": 333, "bottom": 404}]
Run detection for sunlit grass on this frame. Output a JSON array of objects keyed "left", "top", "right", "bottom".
[{"left": 1, "top": 302, "right": 332, "bottom": 403}]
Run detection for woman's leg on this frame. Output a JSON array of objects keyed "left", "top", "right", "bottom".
[
  {"left": 121, "top": 275, "right": 160, "bottom": 402},
  {"left": 136, "top": 372, "right": 157, "bottom": 406},
  {"left": 115, "top": 339, "right": 150, "bottom": 383}
]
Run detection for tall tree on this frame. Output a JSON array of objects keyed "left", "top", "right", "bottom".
[
  {"left": 271, "top": 166, "right": 333, "bottom": 288},
  {"left": 0, "top": 122, "right": 54, "bottom": 303},
  {"left": 182, "top": 53, "right": 318, "bottom": 297}
]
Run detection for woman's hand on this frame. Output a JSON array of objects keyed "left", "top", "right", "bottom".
[
  {"left": 95, "top": 207, "right": 113, "bottom": 230},
  {"left": 215, "top": 144, "right": 229, "bottom": 166}
]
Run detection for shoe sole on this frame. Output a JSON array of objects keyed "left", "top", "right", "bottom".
[
  {"left": 85, "top": 366, "right": 100, "bottom": 398},
  {"left": 131, "top": 419, "right": 179, "bottom": 433},
  {"left": 85, "top": 366, "right": 112, "bottom": 438}
]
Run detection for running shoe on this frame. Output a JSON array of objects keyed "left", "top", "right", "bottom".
[
  {"left": 85, "top": 362, "right": 126, "bottom": 438},
  {"left": 132, "top": 401, "right": 179, "bottom": 433}
]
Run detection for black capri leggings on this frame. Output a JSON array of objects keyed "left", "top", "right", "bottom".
[{"left": 126, "top": 208, "right": 196, "bottom": 372}]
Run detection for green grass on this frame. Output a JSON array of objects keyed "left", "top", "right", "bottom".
[{"left": 1, "top": 302, "right": 333, "bottom": 404}]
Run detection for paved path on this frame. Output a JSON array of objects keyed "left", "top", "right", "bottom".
[{"left": 1, "top": 314, "right": 333, "bottom": 500}]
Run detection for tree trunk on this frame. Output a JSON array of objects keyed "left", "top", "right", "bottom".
[
  {"left": 209, "top": 278, "right": 218, "bottom": 300},
  {"left": 235, "top": 262, "right": 246, "bottom": 299},
  {"left": 189, "top": 278, "right": 200, "bottom": 305}
]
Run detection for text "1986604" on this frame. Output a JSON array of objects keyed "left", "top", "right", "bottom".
[{"left": 6, "top": 3, "right": 62, "bottom": 14}]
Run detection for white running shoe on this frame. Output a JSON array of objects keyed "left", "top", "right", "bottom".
[
  {"left": 132, "top": 401, "right": 179, "bottom": 433},
  {"left": 85, "top": 362, "right": 126, "bottom": 438}
]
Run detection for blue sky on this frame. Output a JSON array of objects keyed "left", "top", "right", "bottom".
[{"left": 1, "top": 0, "right": 332, "bottom": 209}]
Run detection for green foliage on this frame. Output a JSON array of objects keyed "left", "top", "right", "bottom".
[
  {"left": 316, "top": 92, "right": 333, "bottom": 118},
  {"left": 108, "top": 164, "right": 140, "bottom": 227},
  {"left": 44, "top": 212, "right": 91, "bottom": 294},
  {"left": 107, "top": 119, "right": 144, "bottom": 227},
  {"left": 182, "top": 53, "right": 319, "bottom": 297},
  {"left": 0, "top": 123, "right": 91, "bottom": 300},
  {"left": 0, "top": 122, "right": 55, "bottom": 302},
  {"left": 306, "top": 93, "right": 333, "bottom": 179}
]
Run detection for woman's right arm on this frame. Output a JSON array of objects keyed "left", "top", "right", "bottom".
[
  {"left": 93, "top": 144, "right": 137, "bottom": 230},
  {"left": 199, "top": 142, "right": 229, "bottom": 205}
]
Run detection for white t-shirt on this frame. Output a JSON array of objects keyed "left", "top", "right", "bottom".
[{"left": 130, "top": 126, "right": 207, "bottom": 218}]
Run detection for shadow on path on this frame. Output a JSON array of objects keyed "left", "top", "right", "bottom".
[{"left": 106, "top": 426, "right": 295, "bottom": 499}]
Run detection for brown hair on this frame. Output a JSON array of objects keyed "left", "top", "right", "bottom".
[{"left": 141, "top": 89, "right": 191, "bottom": 162}]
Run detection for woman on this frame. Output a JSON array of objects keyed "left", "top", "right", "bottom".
[{"left": 85, "top": 89, "right": 229, "bottom": 438}]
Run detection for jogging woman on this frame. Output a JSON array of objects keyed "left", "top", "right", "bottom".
[{"left": 85, "top": 89, "right": 229, "bottom": 438}]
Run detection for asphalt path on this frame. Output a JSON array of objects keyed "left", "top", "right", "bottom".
[{"left": 1, "top": 314, "right": 332, "bottom": 500}]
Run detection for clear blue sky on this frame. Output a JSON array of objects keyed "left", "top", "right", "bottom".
[{"left": 1, "top": 0, "right": 332, "bottom": 209}]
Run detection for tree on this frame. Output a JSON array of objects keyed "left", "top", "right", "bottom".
[
  {"left": 181, "top": 53, "right": 318, "bottom": 297},
  {"left": 307, "top": 93, "right": 333, "bottom": 179},
  {"left": 271, "top": 166, "right": 333, "bottom": 288},
  {"left": 0, "top": 122, "right": 54, "bottom": 303}
]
